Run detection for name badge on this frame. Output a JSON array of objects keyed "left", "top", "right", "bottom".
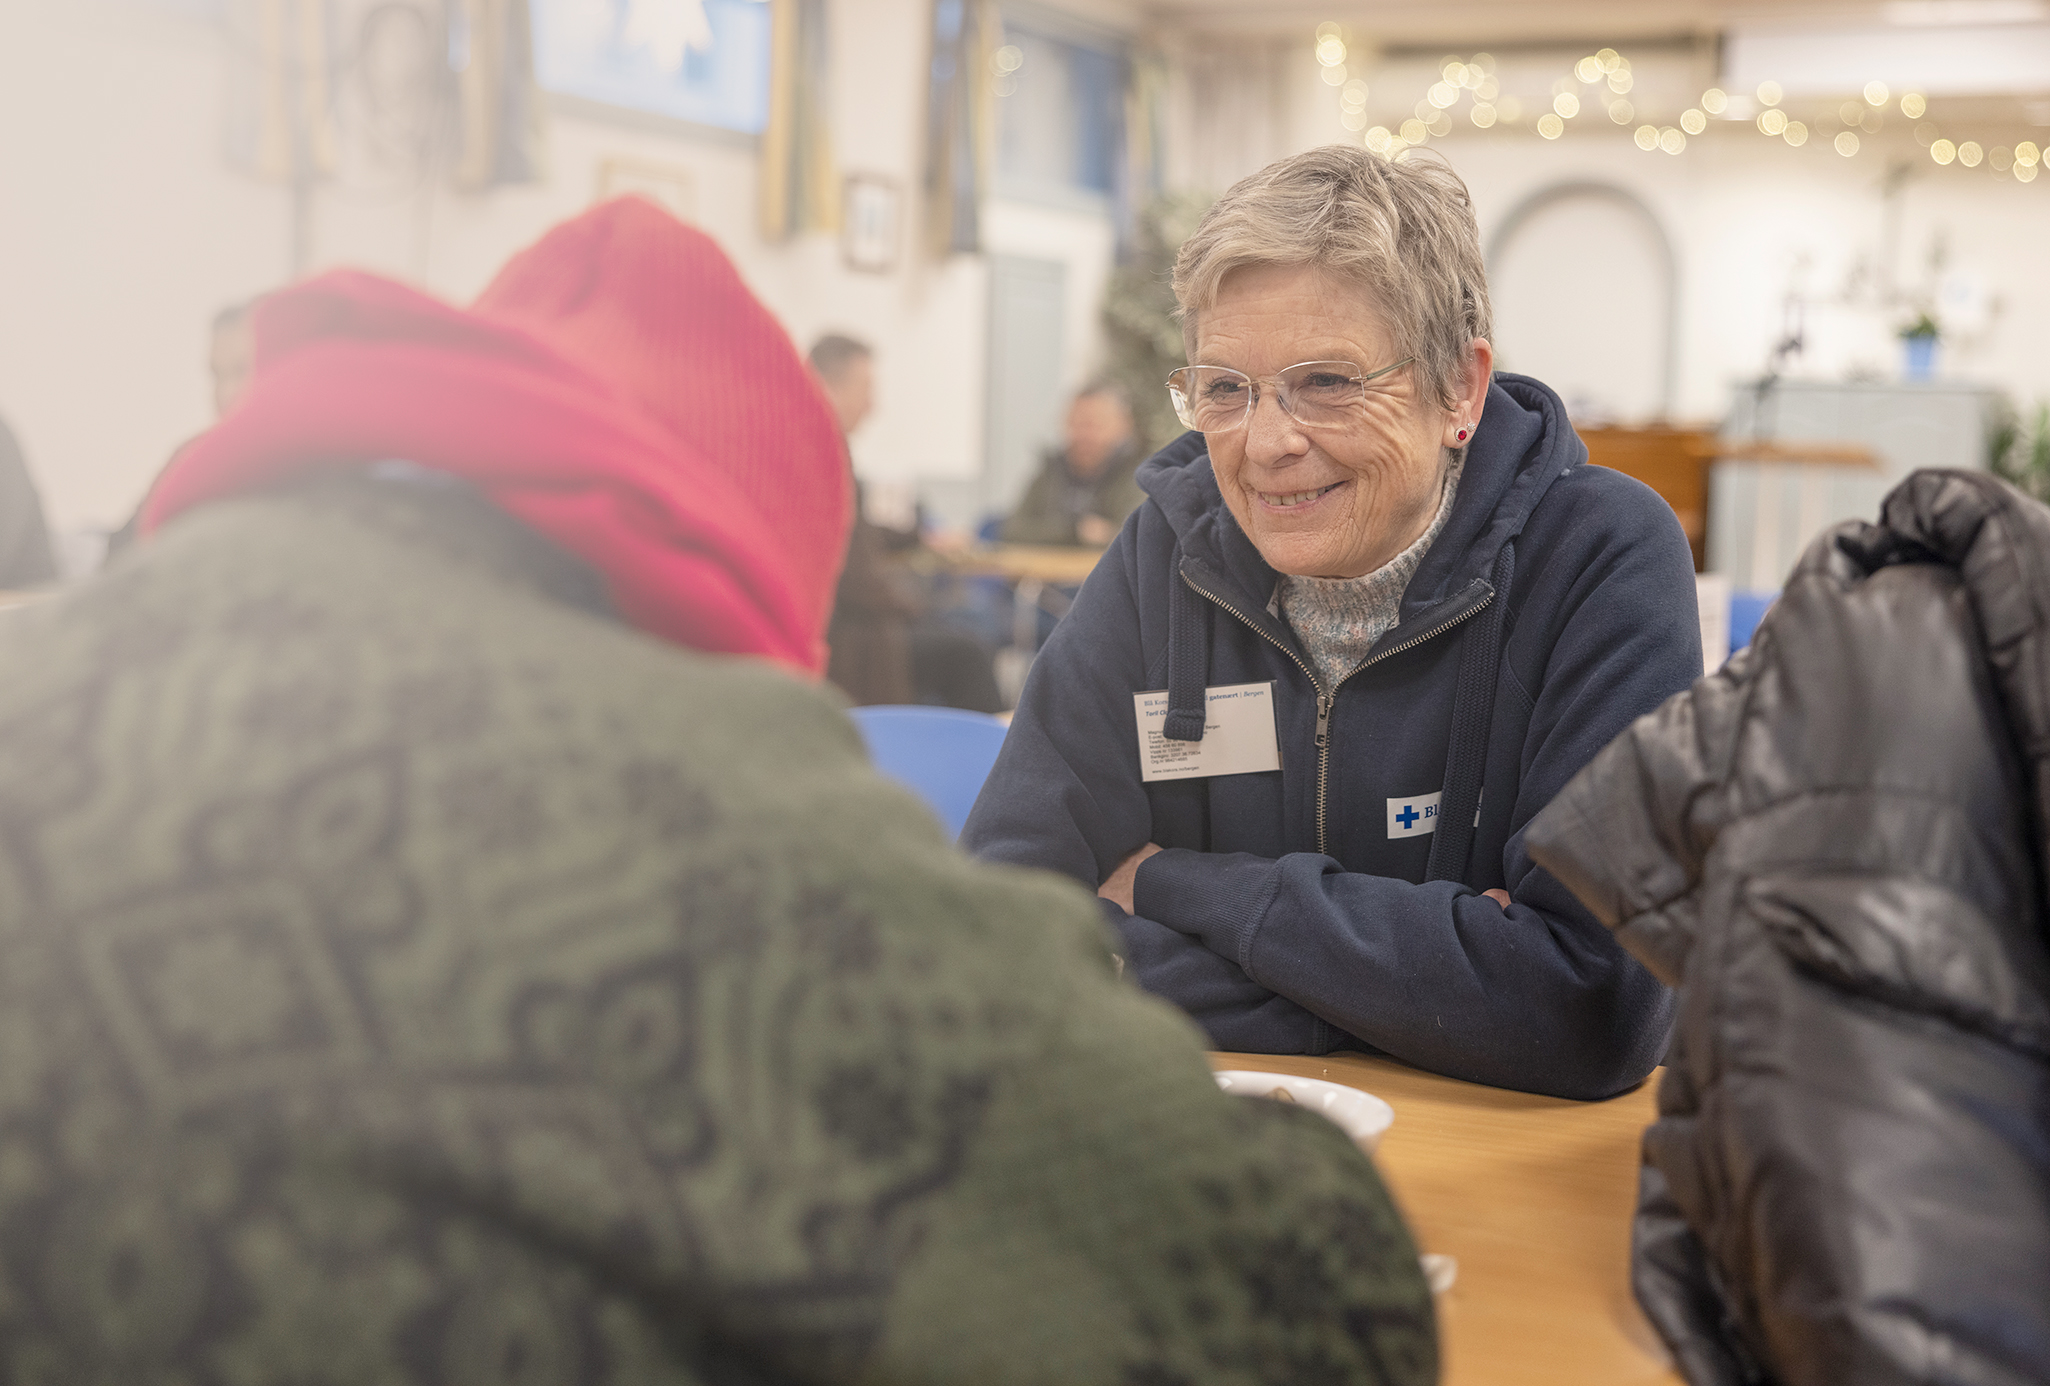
[{"left": 1133, "top": 682, "right": 1282, "bottom": 782}]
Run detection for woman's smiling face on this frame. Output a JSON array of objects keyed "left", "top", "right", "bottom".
[{"left": 1197, "top": 262, "right": 1487, "bottom": 580}]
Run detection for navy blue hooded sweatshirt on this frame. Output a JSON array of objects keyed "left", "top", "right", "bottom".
[{"left": 962, "top": 375, "right": 1701, "bottom": 1100}]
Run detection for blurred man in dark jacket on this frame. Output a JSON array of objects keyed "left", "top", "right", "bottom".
[
  {"left": 814, "top": 333, "right": 917, "bottom": 705},
  {"left": 815, "top": 334, "right": 1002, "bottom": 712},
  {"left": 1001, "top": 381, "right": 1144, "bottom": 547}
]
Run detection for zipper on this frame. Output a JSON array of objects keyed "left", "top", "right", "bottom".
[{"left": 1179, "top": 571, "right": 1493, "bottom": 855}]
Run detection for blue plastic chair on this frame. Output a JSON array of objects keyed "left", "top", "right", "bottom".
[
  {"left": 1730, "top": 589, "right": 1778, "bottom": 652},
  {"left": 848, "top": 705, "right": 1010, "bottom": 841}
]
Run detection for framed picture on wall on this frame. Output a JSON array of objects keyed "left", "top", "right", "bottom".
[
  {"left": 842, "top": 174, "right": 901, "bottom": 274},
  {"left": 596, "top": 157, "right": 697, "bottom": 222}
]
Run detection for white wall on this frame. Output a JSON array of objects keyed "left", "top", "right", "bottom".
[
  {"left": 1450, "top": 130, "right": 2050, "bottom": 426},
  {"left": 0, "top": 0, "right": 1126, "bottom": 538},
  {"left": 1222, "top": 43, "right": 2050, "bottom": 429}
]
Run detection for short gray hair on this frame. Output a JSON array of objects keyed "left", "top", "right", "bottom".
[{"left": 1172, "top": 146, "right": 1492, "bottom": 410}]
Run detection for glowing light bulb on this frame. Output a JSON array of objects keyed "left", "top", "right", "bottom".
[
  {"left": 1758, "top": 80, "right": 1783, "bottom": 107},
  {"left": 1554, "top": 91, "right": 1581, "bottom": 118},
  {"left": 1471, "top": 103, "right": 1498, "bottom": 128},
  {"left": 1784, "top": 121, "right": 1808, "bottom": 146},
  {"left": 1610, "top": 100, "right": 1634, "bottom": 124},
  {"left": 1901, "top": 92, "right": 1927, "bottom": 118},
  {"left": 1931, "top": 138, "right": 1957, "bottom": 164},
  {"left": 1681, "top": 108, "right": 1707, "bottom": 134},
  {"left": 1661, "top": 126, "right": 1686, "bottom": 153},
  {"left": 1702, "top": 88, "right": 1728, "bottom": 115},
  {"left": 1575, "top": 56, "right": 1602, "bottom": 83},
  {"left": 1429, "top": 81, "right": 1459, "bottom": 107},
  {"left": 1537, "top": 113, "right": 1564, "bottom": 138},
  {"left": 1316, "top": 36, "right": 1347, "bottom": 66},
  {"left": 1836, "top": 130, "right": 1861, "bottom": 156},
  {"left": 1759, "top": 108, "right": 1788, "bottom": 135},
  {"left": 1864, "top": 80, "right": 1889, "bottom": 106},
  {"left": 1635, "top": 124, "right": 1659, "bottom": 150},
  {"left": 1959, "top": 140, "right": 1983, "bottom": 166}
]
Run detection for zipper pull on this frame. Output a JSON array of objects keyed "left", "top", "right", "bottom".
[{"left": 1314, "top": 692, "right": 1333, "bottom": 749}]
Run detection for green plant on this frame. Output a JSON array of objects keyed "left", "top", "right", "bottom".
[
  {"left": 1101, "top": 192, "right": 1216, "bottom": 455},
  {"left": 1897, "top": 310, "right": 1941, "bottom": 341},
  {"left": 1989, "top": 398, "right": 2050, "bottom": 503}
]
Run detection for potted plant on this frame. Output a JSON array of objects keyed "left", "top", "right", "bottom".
[
  {"left": 1102, "top": 192, "right": 1217, "bottom": 455},
  {"left": 1989, "top": 398, "right": 2050, "bottom": 502},
  {"left": 1898, "top": 310, "right": 1941, "bottom": 382}
]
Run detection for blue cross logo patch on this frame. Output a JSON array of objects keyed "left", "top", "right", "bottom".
[{"left": 1387, "top": 791, "right": 1443, "bottom": 840}]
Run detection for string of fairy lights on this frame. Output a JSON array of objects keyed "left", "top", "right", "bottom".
[{"left": 1313, "top": 25, "right": 2044, "bottom": 184}]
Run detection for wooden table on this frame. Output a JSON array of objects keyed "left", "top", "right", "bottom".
[
  {"left": 1207, "top": 1052, "right": 1678, "bottom": 1386},
  {"left": 940, "top": 543, "right": 1107, "bottom": 586}
]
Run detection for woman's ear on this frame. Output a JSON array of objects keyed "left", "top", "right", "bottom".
[{"left": 1440, "top": 338, "right": 1495, "bottom": 448}]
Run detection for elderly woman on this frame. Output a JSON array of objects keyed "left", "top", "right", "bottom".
[{"left": 964, "top": 147, "right": 1701, "bottom": 1100}]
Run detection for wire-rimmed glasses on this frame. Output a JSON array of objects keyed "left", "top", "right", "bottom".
[{"left": 1166, "top": 357, "right": 1415, "bottom": 434}]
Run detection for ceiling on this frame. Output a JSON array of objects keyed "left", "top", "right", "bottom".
[{"left": 1137, "top": 0, "right": 2045, "bottom": 46}]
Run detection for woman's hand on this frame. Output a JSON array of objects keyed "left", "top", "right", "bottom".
[
  {"left": 1098, "top": 843, "right": 1165, "bottom": 913},
  {"left": 1484, "top": 888, "right": 1510, "bottom": 909}
]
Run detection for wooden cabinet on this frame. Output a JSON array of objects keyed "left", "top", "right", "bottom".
[{"left": 1577, "top": 425, "right": 1717, "bottom": 572}]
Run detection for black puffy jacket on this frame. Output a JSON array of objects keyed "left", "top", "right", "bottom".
[{"left": 1526, "top": 470, "right": 2050, "bottom": 1386}]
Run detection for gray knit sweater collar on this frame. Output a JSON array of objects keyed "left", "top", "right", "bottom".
[{"left": 1277, "top": 457, "right": 1465, "bottom": 691}]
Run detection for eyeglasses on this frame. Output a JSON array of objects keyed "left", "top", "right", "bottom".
[{"left": 1165, "top": 357, "right": 1415, "bottom": 434}]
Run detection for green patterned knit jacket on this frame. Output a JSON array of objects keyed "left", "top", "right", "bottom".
[{"left": 0, "top": 475, "right": 1434, "bottom": 1385}]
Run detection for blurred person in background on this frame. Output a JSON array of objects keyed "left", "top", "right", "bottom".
[
  {"left": 0, "top": 197, "right": 1435, "bottom": 1382},
  {"left": 209, "top": 298, "right": 257, "bottom": 415},
  {"left": 814, "top": 331, "right": 917, "bottom": 704},
  {"left": 966, "top": 147, "right": 1701, "bottom": 1101},
  {"left": 0, "top": 413, "right": 57, "bottom": 587},
  {"left": 1000, "top": 380, "right": 1144, "bottom": 547},
  {"left": 106, "top": 297, "right": 264, "bottom": 558},
  {"left": 815, "top": 332, "right": 1004, "bottom": 712}
]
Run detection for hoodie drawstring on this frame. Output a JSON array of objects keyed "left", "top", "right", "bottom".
[
  {"left": 1164, "top": 551, "right": 1212, "bottom": 741},
  {"left": 1426, "top": 543, "right": 1514, "bottom": 883}
]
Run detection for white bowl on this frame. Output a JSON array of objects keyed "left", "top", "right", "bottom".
[{"left": 1213, "top": 1070, "right": 1395, "bottom": 1153}]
